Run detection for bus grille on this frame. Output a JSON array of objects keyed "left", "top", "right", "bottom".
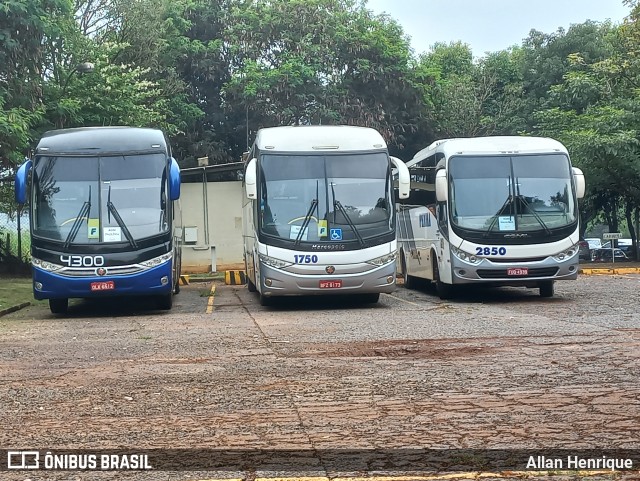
[
  {"left": 57, "top": 265, "right": 145, "bottom": 277},
  {"left": 476, "top": 267, "right": 559, "bottom": 279}
]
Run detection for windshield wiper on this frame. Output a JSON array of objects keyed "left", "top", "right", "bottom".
[
  {"left": 64, "top": 186, "right": 91, "bottom": 249},
  {"left": 295, "top": 181, "right": 319, "bottom": 246},
  {"left": 330, "top": 182, "right": 365, "bottom": 248},
  {"left": 107, "top": 184, "right": 138, "bottom": 249},
  {"left": 515, "top": 194, "right": 551, "bottom": 235},
  {"left": 484, "top": 194, "right": 512, "bottom": 237}
]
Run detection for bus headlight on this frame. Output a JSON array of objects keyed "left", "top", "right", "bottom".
[
  {"left": 258, "top": 254, "right": 293, "bottom": 269},
  {"left": 140, "top": 252, "right": 172, "bottom": 267},
  {"left": 451, "top": 246, "right": 482, "bottom": 265},
  {"left": 553, "top": 243, "right": 579, "bottom": 261},
  {"left": 366, "top": 252, "right": 397, "bottom": 266},
  {"left": 32, "top": 257, "right": 63, "bottom": 272}
]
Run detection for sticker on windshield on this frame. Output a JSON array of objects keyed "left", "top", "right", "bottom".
[
  {"left": 289, "top": 225, "right": 308, "bottom": 241},
  {"left": 88, "top": 219, "right": 100, "bottom": 239},
  {"left": 498, "top": 216, "right": 515, "bottom": 231},
  {"left": 318, "top": 220, "right": 328, "bottom": 237},
  {"left": 104, "top": 226, "right": 122, "bottom": 242},
  {"left": 330, "top": 228, "right": 343, "bottom": 241}
]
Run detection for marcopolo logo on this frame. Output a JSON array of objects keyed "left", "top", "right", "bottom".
[{"left": 7, "top": 451, "right": 40, "bottom": 469}]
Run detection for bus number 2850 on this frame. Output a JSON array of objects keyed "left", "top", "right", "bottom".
[{"left": 475, "top": 247, "right": 507, "bottom": 256}]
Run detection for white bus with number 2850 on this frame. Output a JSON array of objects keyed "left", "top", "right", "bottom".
[{"left": 397, "top": 136, "right": 586, "bottom": 299}]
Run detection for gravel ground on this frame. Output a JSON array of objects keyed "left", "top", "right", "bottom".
[{"left": 0, "top": 274, "right": 639, "bottom": 480}]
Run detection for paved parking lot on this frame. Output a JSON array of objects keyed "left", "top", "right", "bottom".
[{"left": 1, "top": 274, "right": 639, "bottom": 480}]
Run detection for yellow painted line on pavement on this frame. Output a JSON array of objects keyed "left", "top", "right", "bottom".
[{"left": 206, "top": 283, "right": 216, "bottom": 314}]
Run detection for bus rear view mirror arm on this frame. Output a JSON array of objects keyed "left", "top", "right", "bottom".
[
  {"left": 573, "top": 167, "right": 585, "bottom": 199},
  {"left": 390, "top": 156, "right": 410, "bottom": 199},
  {"left": 435, "top": 169, "right": 447, "bottom": 202},
  {"left": 15, "top": 158, "right": 33, "bottom": 205},
  {"left": 169, "top": 157, "right": 181, "bottom": 201},
  {"left": 245, "top": 158, "right": 257, "bottom": 199}
]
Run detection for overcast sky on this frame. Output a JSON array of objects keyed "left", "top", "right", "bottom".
[{"left": 364, "top": 0, "right": 631, "bottom": 57}]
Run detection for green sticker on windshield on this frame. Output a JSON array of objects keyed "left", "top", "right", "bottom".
[
  {"left": 88, "top": 218, "right": 99, "bottom": 239},
  {"left": 318, "top": 219, "right": 328, "bottom": 237}
]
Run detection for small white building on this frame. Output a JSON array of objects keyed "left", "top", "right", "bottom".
[{"left": 179, "top": 164, "right": 245, "bottom": 273}]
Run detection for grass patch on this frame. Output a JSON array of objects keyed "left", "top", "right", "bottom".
[{"left": 0, "top": 277, "right": 34, "bottom": 310}]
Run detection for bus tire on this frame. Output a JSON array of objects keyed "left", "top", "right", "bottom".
[
  {"left": 361, "top": 293, "right": 380, "bottom": 303},
  {"left": 173, "top": 279, "right": 180, "bottom": 294},
  {"left": 539, "top": 280, "right": 554, "bottom": 298},
  {"left": 49, "top": 298, "right": 68, "bottom": 314},
  {"left": 157, "top": 293, "right": 173, "bottom": 310},
  {"left": 259, "top": 292, "right": 272, "bottom": 307},
  {"left": 401, "top": 252, "right": 415, "bottom": 290},
  {"left": 247, "top": 277, "right": 257, "bottom": 292},
  {"left": 433, "top": 260, "right": 455, "bottom": 300}
]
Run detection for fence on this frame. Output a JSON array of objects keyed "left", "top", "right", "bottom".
[{"left": 0, "top": 176, "right": 30, "bottom": 272}]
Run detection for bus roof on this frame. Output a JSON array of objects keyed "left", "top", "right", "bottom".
[
  {"left": 409, "top": 136, "right": 569, "bottom": 168},
  {"left": 253, "top": 126, "right": 387, "bottom": 152},
  {"left": 36, "top": 127, "right": 169, "bottom": 156}
]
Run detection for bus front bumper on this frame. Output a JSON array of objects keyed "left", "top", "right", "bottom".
[
  {"left": 32, "top": 262, "right": 173, "bottom": 300},
  {"left": 258, "top": 261, "right": 397, "bottom": 297},
  {"left": 450, "top": 254, "right": 579, "bottom": 286}
]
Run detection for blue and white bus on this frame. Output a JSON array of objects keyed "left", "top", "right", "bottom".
[{"left": 14, "top": 127, "right": 182, "bottom": 313}]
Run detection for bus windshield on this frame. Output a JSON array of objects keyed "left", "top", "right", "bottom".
[
  {"left": 32, "top": 154, "right": 168, "bottom": 244},
  {"left": 259, "top": 152, "right": 393, "bottom": 244},
  {"left": 448, "top": 154, "right": 577, "bottom": 233}
]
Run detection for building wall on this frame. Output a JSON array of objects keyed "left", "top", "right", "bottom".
[{"left": 180, "top": 181, "right": 244, "bottom": 273}]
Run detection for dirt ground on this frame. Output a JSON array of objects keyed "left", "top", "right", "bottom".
[{"left": 1, "top": 273, "right": 639, "bottom": 480}]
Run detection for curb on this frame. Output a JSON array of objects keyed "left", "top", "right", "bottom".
[
  {"left": 225, "top": 270, "right": 246, "bottom": 285},
  {"left": 0, "top": 302, "right": 31, "bottom": 318},
  {"left": 179, "top": 274, "right": 190, "bottom": 286},
  {"left": 580, "top": 267, "right": 640, "bottom": 275}
]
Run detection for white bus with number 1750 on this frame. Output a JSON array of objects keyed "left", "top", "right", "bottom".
[{"left": 242, "top": 125, "right": 410, "bottom": 306}]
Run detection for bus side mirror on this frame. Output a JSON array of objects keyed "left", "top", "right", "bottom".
[
  {"left": 245, "top": 158, "right": 257, "bottom": 199},
  {"left": 435, "top": 169, "right": 448, "bottom": 202},
  {"left": 15, "top": 158, "right": 33, "bottom": 205},
  {"left": 169, "top": 157, "right": 181, "bottom": 201},
  {"left": 573, "top": 167, "right": 585, "bottom": 199},
  {"left": 390, "top": 156, "right": 410, "bottom": 199}
]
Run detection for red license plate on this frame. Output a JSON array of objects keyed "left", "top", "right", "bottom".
[
  {"left": 91, "top": 281, "right": 115, "bottom": 291},
  {"left": 507, "top": 267, "right": 528, "bottom": 276},
  {"left": 319, "top": 280, "right": 343, "bottom": 289}
]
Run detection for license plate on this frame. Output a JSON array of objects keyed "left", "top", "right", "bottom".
[
  {"left": 91, "top": 281, "right": 115, "bottom": 291},
  {"left": 319, "top": 280, "right": 343, "bottom": 289},
  {"left": 507, "top": 267, "right": 528, "bottom": 276}
]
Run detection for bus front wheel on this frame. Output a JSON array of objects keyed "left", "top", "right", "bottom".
[
  {"left": 401, "top": 252, "right": 415, "bottom": 290},
  {"left": 539, "top": 281, "right": 554, "bottom": 298},
  {"left": 361, "top": 293, "right": 380, "bottom": 304},
  {"left": 157, "top": 293, "right": 173, "bottom": 310},
  {"left": 49, "top": 298, "right": 68, "bottom": 314},
  {"left": 433, "top": 260, "right": 455, "bottom": 300},
  {"left": 259, "top": 292, "right": 272, "bottom": 307}
]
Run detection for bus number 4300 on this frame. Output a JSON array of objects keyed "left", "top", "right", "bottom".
[{"left": 60, "top": 255, "right": 105, "bottom": 267}]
